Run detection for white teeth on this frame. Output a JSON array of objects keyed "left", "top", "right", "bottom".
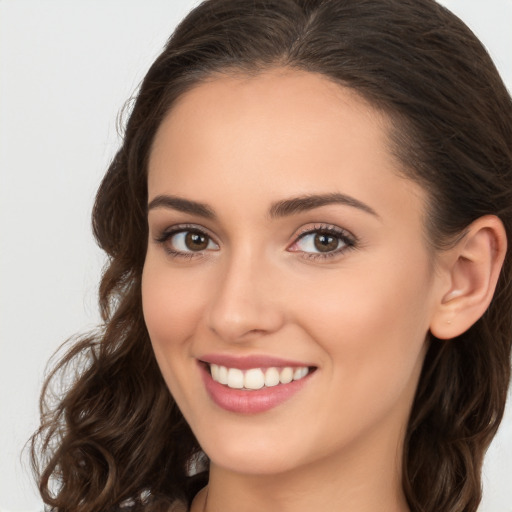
[
  {"left": 244, "top": 368, "right": 265, "bottom": 390},
  {"left": 294, "top": 367, "right": 308, "bottom": 380},
  {"left": 264, "top": 367, "right": 280, "bottom": 387},
  {"left": 293, "top": 367, "right": 303, "bottom": 380},
  {"left": 218, "top": 365, "right": 228, "bottom": 385},
  {"left": 279, "top": 367, "right": 293, "bottom": 384},
  {"left": 209, "top": 364, "right": 310, "bottom": 390},
  {"left": 227, "top": 368, "right": 244, "bottom": 389}
]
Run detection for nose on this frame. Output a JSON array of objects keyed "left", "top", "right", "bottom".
[{"left": 206, "top": 250, "right": 285, "bottom": 343}]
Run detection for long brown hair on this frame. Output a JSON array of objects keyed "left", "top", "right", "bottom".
[{"left": 31, "top": 1, "right": 512, "bottom": 511}]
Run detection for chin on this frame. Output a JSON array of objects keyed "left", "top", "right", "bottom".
[
  {"left": 207, "top": 446, "right": 301, "bottom": 476},
  {"left": 193, "top": 423, "right": 307, "bottom": 476}
]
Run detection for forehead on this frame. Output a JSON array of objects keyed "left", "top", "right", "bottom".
[
  {"left": 153, "top": 68, "right": 386, "bottom": 151},
  {"left": 148, "top": 68, "right": 426, "bottom": 228}
]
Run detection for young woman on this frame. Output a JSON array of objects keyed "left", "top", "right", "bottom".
[{"left": 31, "top": 1, "right": 512, "bottom": 511}]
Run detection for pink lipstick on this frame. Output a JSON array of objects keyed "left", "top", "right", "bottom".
[{"left": 198, "top": 354, "right": 315, "bottom": 414}]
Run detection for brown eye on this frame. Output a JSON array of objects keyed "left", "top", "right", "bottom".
[
  {"left": 185, "top": 232, "right": 209, "bottom": 251},
  {"left": 314, "top": 233, "right": 339, "bottom": 252},
  {"left": 288, "top": 226, "right": 356, "bottom": 259},
  {"left": 162, "top": 229, "right": 219, "bottom": 254}
]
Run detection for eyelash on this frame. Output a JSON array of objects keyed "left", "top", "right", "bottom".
[
  {"left": 290, "top": 224, "right": 357, "bottom": 261},
  {"left": 155, "top": 224, "right": 217, "bottom": 260},
  {"left": 154, "top": 223, "right": 357, "bottom": 261}
]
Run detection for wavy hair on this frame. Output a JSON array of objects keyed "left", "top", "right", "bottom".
[{"left": 31, "top": 1, "right": 512, "bottom": 511}]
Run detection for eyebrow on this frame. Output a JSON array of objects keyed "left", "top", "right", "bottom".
[
  {"left": 268, "top": 193, "right": 378, "bottom": 219},
  {"left": 147, "top": 192, "right": 378, "bottom": 219},
  {"left": 148, "top": 195, "right": 215, "bottom": 218}
]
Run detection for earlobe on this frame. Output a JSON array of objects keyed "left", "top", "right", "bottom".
[{"left": 430, "top": 215, "right": 507, "bottom": 340}]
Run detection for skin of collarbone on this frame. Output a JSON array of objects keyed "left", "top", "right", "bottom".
[{"left": 141, "top": 68, "right": 505, "bottom": 512}]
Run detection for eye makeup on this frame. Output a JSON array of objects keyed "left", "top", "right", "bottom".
[
  {"left": 153, "top": 221, "right": 358, "bottom": 262},
  {"left": 154, "top": 223, "right": 219, "bottom": 260},
  {"left": 287, "top": 223, "right": 358, "bottom": 261}
]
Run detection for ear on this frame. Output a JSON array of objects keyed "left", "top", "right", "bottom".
[{"left": 430, "top": 215, "right": 507, "bottom": 340}]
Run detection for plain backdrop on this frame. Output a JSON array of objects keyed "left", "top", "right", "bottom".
[{"left": 0, "top": 1, "right": 511, "bottom": 511}]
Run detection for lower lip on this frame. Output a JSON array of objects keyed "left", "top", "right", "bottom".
[{"left": 199, "top": 363, "right": 312, "bottom": 414}]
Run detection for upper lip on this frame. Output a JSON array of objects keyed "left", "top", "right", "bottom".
[{"left": 199, "top": 353, "right": 314, "bottom": 370}]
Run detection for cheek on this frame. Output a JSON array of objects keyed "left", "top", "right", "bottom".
[
  {"left": 291, "top": 252, "right": 433, "bottom": 413},
  {"left": 141, "top": 257, "right": 213, "bottom": 419},
  {"left": 141, "top": 256, "right": 212, "bottom": 405},
  {"left": 141, "top": 259, "right": 208, "bottom": 349}
]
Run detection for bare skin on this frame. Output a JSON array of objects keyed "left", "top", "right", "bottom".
[{"left": 142, "top": 69, "right": 506, "bottom": 512}]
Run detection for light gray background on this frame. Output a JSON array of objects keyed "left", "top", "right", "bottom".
[{"left": 0, "top": 1, "right": 511, "bottom": 510}]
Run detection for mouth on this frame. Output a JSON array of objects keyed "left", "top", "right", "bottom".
[
  {"left": 207, "top": 363, "right": 313, "bottom": 390},
  {"left": 198, "top": 357, "right": 317, "bottom": 414}
]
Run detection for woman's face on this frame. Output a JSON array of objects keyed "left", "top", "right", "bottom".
[{"left": 142, "top": 69, "right": 443, "bottom": 476}]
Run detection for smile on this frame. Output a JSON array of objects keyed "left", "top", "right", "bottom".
[
  {"left": 199, "top": 356, "right": 316, "bottom": 414},
  {"left": 209, "top": 364, "right": 311, "bottom": 390}
]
